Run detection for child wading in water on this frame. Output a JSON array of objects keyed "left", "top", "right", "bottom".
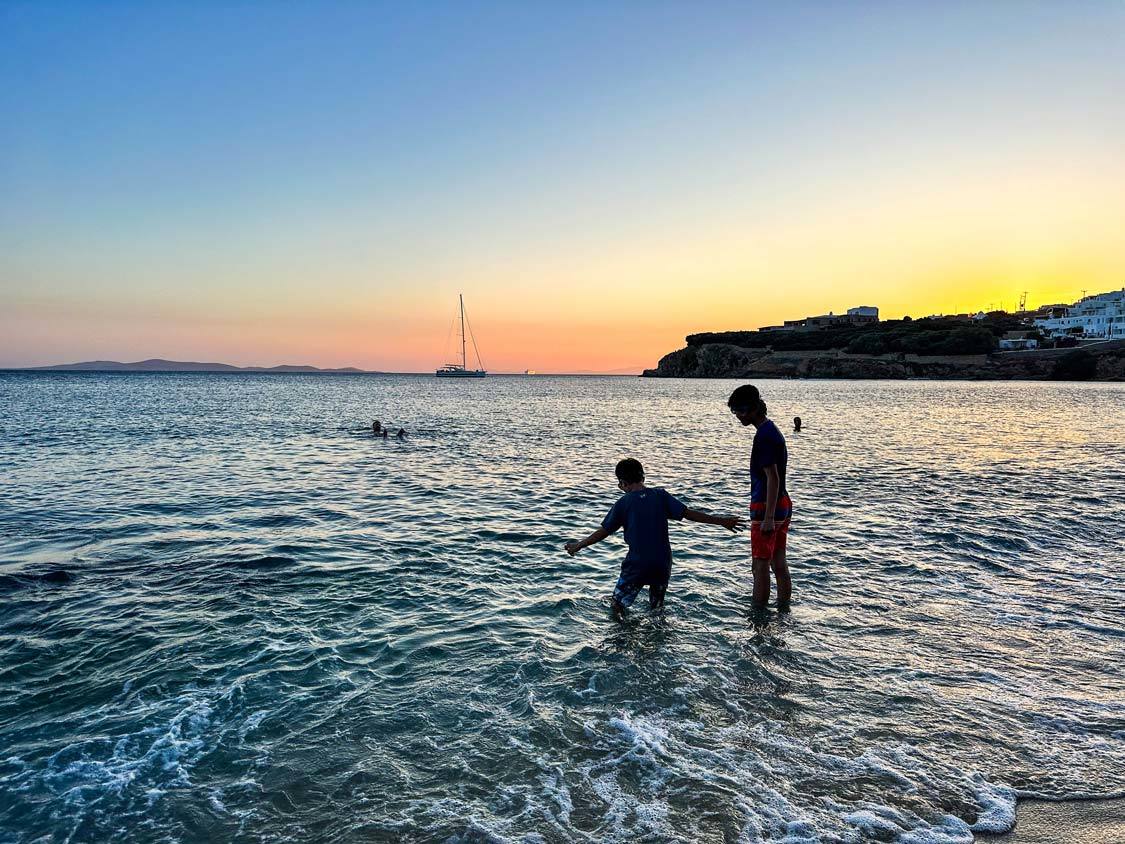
[
  {"left": 728, "top": 385, "right": 793, "bottom": 609},
  {"left": 565, "top": 459, "right": 744, "bottom": 616}
]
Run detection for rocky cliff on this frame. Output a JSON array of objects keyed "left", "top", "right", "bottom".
[{"left": 642, "top": 344, "right": 1125, "bottom": 381}]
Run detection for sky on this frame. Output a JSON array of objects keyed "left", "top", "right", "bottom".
[{"left": 2, "top": 1, "right": 1123, "bottom": 373}]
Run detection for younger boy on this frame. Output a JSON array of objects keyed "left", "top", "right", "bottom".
[{"left": 565, "top": 458, "right": 745, "bottom": 614}]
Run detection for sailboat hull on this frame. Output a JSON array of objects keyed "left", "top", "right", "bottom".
[{"left": 435, "top": 368, "right": 487, "bottom": 378}]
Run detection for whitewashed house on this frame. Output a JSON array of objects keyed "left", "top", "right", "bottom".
[
  {"left": 846, "top": 306, "right": 879, "bottom": 324},
  {"left": 998, "top": 331, "right": 1039, "bottom": 350},
  {"left": 1035, "top": 288, "right": 1125, "bottom": 339}
]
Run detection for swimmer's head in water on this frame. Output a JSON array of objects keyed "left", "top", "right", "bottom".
[{"left": 615, "top": 458, "right": 644, "bottom": 486}]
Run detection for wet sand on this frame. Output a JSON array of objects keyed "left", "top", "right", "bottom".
[{"left": 976, "top": 799, "right": 1125, "bottom": 843}]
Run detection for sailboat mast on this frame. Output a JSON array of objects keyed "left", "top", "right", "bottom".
[{"left": 460, "top": 293, "right": 467, "bottom": 370}]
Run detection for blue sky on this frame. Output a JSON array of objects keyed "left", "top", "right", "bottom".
[{"left": 2, "top": 2, "right": 1122, "bottom": 370}]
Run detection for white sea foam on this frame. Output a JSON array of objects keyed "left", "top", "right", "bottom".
[
  {"left": 968, "top": 775, "right": 1017, "bottom": 832},
  {"left": 0, "top": 688, "right": 231, "bottom": 841},
  {"left": 845, "top": 808, "right": 907, "bottom": 835},
  {"left": 237, "top": 708, "right": 270, "bottom": 739},
  {"left": 575, "top": 673, "right": 599, "bottom": 698},
  {"left": 898, "top": 815, "right": 974, "bottom": 844},
  {"left": 553, "top": 706, "right": 1039, "bottom": 841},
  {"left": 607, "top": 712, "right": 669, "bottom": 755},
  {"left": 538, "top": 768, "right": 573, "bottom": 825}
]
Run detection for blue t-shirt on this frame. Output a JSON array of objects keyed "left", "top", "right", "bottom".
[
  {"left": 601, "top": 487, "right": 686, "bottom": 577},
  {"left": 750, "top": 419, "right": 788, "bottom": 504}
]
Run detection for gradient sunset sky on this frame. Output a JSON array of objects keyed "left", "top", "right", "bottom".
[{"left": 2, "top": 2, "right": 1122, "bottom": 373}]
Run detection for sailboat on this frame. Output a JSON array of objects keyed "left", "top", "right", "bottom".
[{"left": 436, "top": 294, "right": 487, "bottom": 378}]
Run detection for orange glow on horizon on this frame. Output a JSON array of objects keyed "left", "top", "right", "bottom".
[{"left": 4, "top": 138, "right": 1122, "bottom": 372}]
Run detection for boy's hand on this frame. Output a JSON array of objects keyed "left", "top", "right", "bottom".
[
  {"left": 720, "top": 516, "right": 747, "bottom": 533},
  {"left": 761, "top": 516, "right": 776, "bottom": 534},
  {"left": 564, "top": 541, "right": 581, "bottom": 556}
]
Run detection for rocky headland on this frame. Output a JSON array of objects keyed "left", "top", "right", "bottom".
[{"left": 644, "top": 339, "right": 1125, "bottom": 381}]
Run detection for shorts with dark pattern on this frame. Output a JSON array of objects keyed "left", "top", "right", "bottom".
[{"left": 612, "top": 569, "right": 668, "bottom": 608}]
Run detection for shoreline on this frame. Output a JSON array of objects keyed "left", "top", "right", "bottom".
[{"left": 976, "top": 798, "right": 1125, "bottom": 843}]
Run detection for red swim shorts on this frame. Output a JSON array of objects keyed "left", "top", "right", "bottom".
[{"left": 750, "top": 518, "right": 790, "bottom": 561}]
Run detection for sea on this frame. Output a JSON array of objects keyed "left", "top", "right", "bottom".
[{"left": 1, "top": 372, "right": 1123, "bottom": 843}]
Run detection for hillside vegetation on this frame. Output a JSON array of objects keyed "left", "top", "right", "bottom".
[{"left": 686, "top": 314, "right": 1033, "bottom": 357}]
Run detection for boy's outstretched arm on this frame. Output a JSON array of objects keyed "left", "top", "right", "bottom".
[
  {"left": 683, "top": 509, "right": 746, "bottom": 533},
  {"left": 565, "top": 527, "right": 611, "bottom": 556}
]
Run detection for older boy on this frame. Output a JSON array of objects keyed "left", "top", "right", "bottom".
[
  {"left": 565, "top": 458, "right": 744, "bottom": 614},
  {"left": 728, "top": 384, "right": 792, "bottom": 609}
]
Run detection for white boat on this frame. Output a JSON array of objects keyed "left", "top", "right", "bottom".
[{"left": 436, "top": 294, "right": 487, "bottom": 378}]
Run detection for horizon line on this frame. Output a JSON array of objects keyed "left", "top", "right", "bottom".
[{"left": 3, "top": 362, "right": 643, "bottom": 377}]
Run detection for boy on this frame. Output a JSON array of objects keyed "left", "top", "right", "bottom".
[
  {"left": 728, "top": 384, "right": 793, "bottom": 609},
  {"left": 564, "top": 458, "right": 744, "bottom": 615}
]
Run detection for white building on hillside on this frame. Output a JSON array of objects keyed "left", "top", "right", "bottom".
[
  {"left": 1035, "top": 288, "right": 1125, "bottom": 339},
  {"left": 846, "top": 306, "right": 879, "bottom": 323},
  {"left": 998, "top": 331, "right": 1039, "bottom": 351},
  {"left": 757, "top": 305, "right": 881, "bottom": 332}
]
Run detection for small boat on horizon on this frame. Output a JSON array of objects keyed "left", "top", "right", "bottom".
[{"left": 436, "top": 294, "right": 487, "bottom": 378}]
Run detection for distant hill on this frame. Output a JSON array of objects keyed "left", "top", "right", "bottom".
[{"left": 27, "top": 358, "right": 373, "bottom": 373}]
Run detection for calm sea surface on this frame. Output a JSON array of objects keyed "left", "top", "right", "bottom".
[{"left": 1, "top": 373, "right": 1123, "bottom": 843}]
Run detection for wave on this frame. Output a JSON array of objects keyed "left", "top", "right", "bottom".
[{"left": 0, "top": 568, "right": 73, "bottom": 591}]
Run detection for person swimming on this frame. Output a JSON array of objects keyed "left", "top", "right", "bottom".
[
  {"left": 372, "top": 420, "right": 383, "bottom": 436},
  {"left": 793, "top": 416, "right": 802, "bottom": 432}
]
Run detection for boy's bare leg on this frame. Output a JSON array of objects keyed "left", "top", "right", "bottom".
[
  {"left": 649, "top": 584, "right": 667, "bottom": 609},
  {"left": 752, "top": 558, "right": 772, "bottom": 606},
  {"left": 771, "top": 547, "right": 791, "bottom": 607}
]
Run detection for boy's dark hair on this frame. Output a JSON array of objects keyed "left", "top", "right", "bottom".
[
  {"left": 615, "top": 458, "right": 645, "bottom": 484},
  {"left": 728, "top": 384, "right": 765, "bottom": 415}
]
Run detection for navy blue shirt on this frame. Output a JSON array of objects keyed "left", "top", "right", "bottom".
[
  {"left": 601, "top": 487, "right": 686, "bottom": 577},
  {"left": 750, "top": 419, "right": 788, "bottom": 504}
]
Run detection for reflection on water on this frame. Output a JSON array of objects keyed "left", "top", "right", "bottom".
[{"left": 0, "top": 372, "right": 1123, "bottom": 842}]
